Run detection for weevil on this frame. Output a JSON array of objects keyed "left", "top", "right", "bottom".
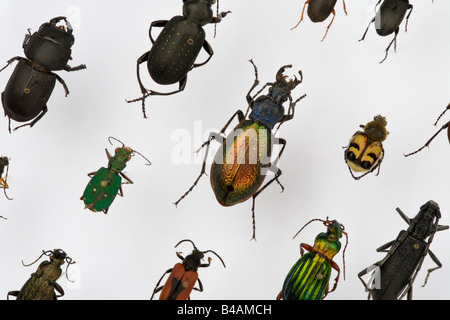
[
  {"left": 344, "top": 115, "right": 388, "bottom": 180},
  {"left": 81, "top": 137, "right": 151, "bottom": 214},
  {"left": 174, "top": 59, "right": 306, "bottom": 240},
  {"left": 0, "top": 17, "right": 86, "bottom": 132},
  {"left": 291, "top": 0, "right": 348, "bottom": 41},
  {"left": 277, "top": 218, "right": 348, "bottom": 300},
  {"left": 404, "top": 103, "right": 450, "bottom": 157},
  {"left": 151, "top": 239, "right": 226, "bottom": 300},
  {"left": 359, "top": 0, "right": 413, "bottom": 63},
  {"left": 358, "top": 200, "right": 448, "bottom": 300},
  {"left": 7, "top": 249, "right": 75, "bottom": 300},
  {"left": 126, "top": 0, "right": 230, "bottom": 118}
]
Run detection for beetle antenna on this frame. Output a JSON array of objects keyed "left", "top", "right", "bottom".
[
  {"left": 203, "top": 250, "right": 226, "bottom": 268},
  {"left": 404, "top": 123, "right": 448, "bottom": 157},
  {"left": 293, "top": 218, "right": 327, "bottom": 239},
  {"left": 22, "top": 250, "right": 53, "bottom": 267},
  {"left": 433, "top": 103, "right": 450, "bottom": 126},
  {"left": 175, "top": 239, "right": 197, "bottom": 250},
  {"left": 108, "top": 136, "right": 125, "bottom": 147},
  {"left": 131, "top": 149, "right": 152, "bottom": 166},
  {"left": 2, "top": 159, "right": 13, "bottom": 200}
]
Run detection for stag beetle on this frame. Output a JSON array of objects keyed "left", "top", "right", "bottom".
[{"left": 0, "top": 17, "right": 86, "bottom": 132}]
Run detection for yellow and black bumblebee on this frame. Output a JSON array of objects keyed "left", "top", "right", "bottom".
[{"left": 344, "top": 115, "right": 388, "bottom": 180}]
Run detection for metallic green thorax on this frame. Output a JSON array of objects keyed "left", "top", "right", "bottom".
[
  {"left": 281, "top": 220, "right": 344, "bottom": 300},
  {"left": 82, "top": 147, "right": 132, "bottom": 213}
]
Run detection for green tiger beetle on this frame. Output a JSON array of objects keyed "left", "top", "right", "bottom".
[
  {"left": 81, "top": 137, "right": 151, "bottom": 214},
  {"left": 174, "top": 59, "right": 306, "bottom": 240},
  {"left": 8, "top": 249, "right": 75, "bottom": 300},
  {"left": 277, "top": 218, "right": 348, "bottom": 300}
]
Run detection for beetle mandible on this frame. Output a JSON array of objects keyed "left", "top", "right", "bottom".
[
  {"left": 277, "top": 218, "right": 348, "bottom": 300},
  {"left": 7, "top": 249, "right": 75, "bottom": 300},
  {"left": 81, "top": 137, "right": 151, "bottom": 214},
  {"left": 291, "top": 0, "right": 348, "bottom": 41},
  {"left": 126, "top": 0, "right": 230, "bottom": 118},
  {"left": 359, "top": 0, "right": 413, "bottom": 63},
  {"left": 174, "top": 59, "right": 306, "bottom": 240},
  {"left": 151, "top": 239, "right": 226, "bottom": 300},
  {"left": 404, "top": 103, "right": 450, "bottom": 157},
  {"left": 358, "top": 200, "right": 448, "bottom": 300},
  {"left": 0, "top": 17, "right": 86, "bottom": 132}
]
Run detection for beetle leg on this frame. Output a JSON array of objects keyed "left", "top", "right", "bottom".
[
  {"left": 299, "top": 243, "right": 313, "bottom": 256},
  {"left": 395, "top": 207, "right": 411, "bottom": 225},
  {"left": 0, "top": 56, "right": 22, "bottom": 73},
  {"left": 422, "top": 249, "right": 444, "bottom": 287},
  {"left": 53, "top": 282, "right": 65, "bottom": 299},
  {"left": 210, "top": 11, "right": 231, "bottom": 24},
  {"left": 148, "top": 20, "right": 168, "bottom": 44},
  {"left": 13, "top": 106, "right": 48, "bottom": 131},
  {"left": 275, "top": 94, "right": 306, "bottom": 131},
  {"left": 174, "top": 110, "right": 244, "bottom": 206},
  {"left": 359, "top": 17, "right": 375, "bottom": 42},
  {"left": 54, "top": 73, "right": 70, "bottom": 97},
  {"left": 320, "top": 9, "right": 335, "bottom": 42},
  {"left": 250, "top": 164, "right": 282, "bottom": 240},
  {"left": 376, "top": 239, "right": 396, "bottom": 253},
  {"left": 342, "top": 0, "right": 348, "bottom": 15},
  {"left": 119, "top": 172, "right": 134, "bottom": 185},
  {"left": 193, "top": 277, "right": 204, "bottom": 292},
  {"left": 324, "top": 260, "right": 340, "bottom": 297},
  {"left": 191, "top": 40, "right": 213, "bottom": 69},
  {"left": 380, "top": 29, "right": 399, "bottom": 63},
  {"left": 7, "top": 290, "right": 19, "bottom": 300},
  {"left": 173, "top": 131, "right": 224, "bottom": 207},
  {"left": 151, "top": 268, "right": 173, "bottom": 300},
  {"left": 404, "top": 4, "right": 413, "bottom": 32},
  {"left": 404, "top": 120, "right": 449, "bottom": 157},
  {"left": 63, "top": 64, "right": 87, "bottom": 72},
  {"left": 291, "top": 0, "right": 309, "bottom": 31}
]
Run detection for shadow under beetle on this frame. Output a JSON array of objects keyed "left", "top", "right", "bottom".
[
  {"left": 344, "top": 115, "right": 388, "bottom": 180},
  {"left": 8, "top": 249, "right": 75, "bottom": 300},
  {"left": 0, "top": 17, "right": 86, "bottom": 132},
  {"left": 359, "top": 0, "right": 413, "bottom": 63},
  {"left": 126, "top": 0, "right": 230, "bottom": 118},
  {"left": 404, "top": 103, "right": 450, "bottom": 157},
  {"left": 291, "top": 0, "right": 348, "bottom": 41},
  {"left": 174, "top": 60, "right": 306, "bottom": 240},
  {"left": 277, "top": 218, "right": 348, "bottom": 300},
  {"left": 81, "top": 137, "right": 151, "bottom": 214},
  {"left": 358, "top": 200, "right": 448, "bottom": 300},
  {"left": 151, "top": 239, "right": 226, "bottom": 300}
]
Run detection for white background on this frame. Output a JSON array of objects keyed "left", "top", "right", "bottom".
[{"left": 0, "top": 0, "right": 449, "bottom": 300}]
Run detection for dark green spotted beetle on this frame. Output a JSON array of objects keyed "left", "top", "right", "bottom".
[
  {"left": 277, "top": 218, "right": 348, "bottom": 300},
  {"left": 81, "top": 137, "right": 151, "bottom": 214}
]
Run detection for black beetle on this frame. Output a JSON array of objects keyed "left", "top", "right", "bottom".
[
  {"left": 126, "top": 0, "right": 230, "bottom": 118},
  {"left": 0, "top": 16, "right": 86, "bottom": 132},
  {"left": 404, "top": 103, "right": 450, "bottom": 157},
  {"left": 291, "top": 0, "right": 348, "bottom": 41},
  {"left": 359, "top": 0, "right": 413, "bottom": 63},
  {"left": 358, "top": 200, "right": 448, "bottom": 300},
  {"left": 8, "top": 249, "right": 75, "bottom": 300}
]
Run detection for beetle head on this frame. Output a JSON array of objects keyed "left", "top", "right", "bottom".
[
  {"left": 267, "top": 65, "right": 303, "bottom": 105},
  {"left": 183, "top": 0, "right": 215, "bottom": 26},
  {"left": 175, "top": 239, "right": 226, "bottom": 271}
]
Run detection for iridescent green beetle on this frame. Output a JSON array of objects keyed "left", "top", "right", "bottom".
[
  {"left": 277, "top": 218, "right": 348, "bottom": 300},
  {"left": 81, "top": 137, "right": 151, "bottom": 214}
]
